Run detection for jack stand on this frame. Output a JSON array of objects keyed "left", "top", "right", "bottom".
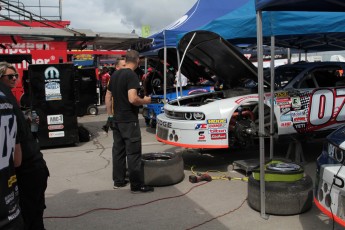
[{"left": 285, "top": 139, "right": 305, "bottom": 163}]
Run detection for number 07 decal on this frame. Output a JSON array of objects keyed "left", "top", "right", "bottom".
[{"left": 309, "top": 88, "right": 345, "bottom": 126}]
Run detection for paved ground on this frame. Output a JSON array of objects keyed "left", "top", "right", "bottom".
[{"left": 41, "top": 106, "right": 343, "bottom": 230}]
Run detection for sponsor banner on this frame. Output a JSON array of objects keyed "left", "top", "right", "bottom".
[
  {"left": 211, "top": 133, "right": 226, "bottom": 140},
  {"left": 44, "top": 66, "right": 62, "bottom": 101},
  {"left": 48, "top": 125, "right": 64, "bottom": 130},
  {"left": 47, "top": 114, "right": 63, "bottom": 125},
  {"left": 48, "top": 131, "right": 65, "bottom": 138},
  {"left": 208, "top": 129, "right": 227, "bottom": 134},
  {"left": 207, "top": 119, "right": 227, "bottom": 124}
]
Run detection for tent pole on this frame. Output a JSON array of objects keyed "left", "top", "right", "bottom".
[
  {"left": 257, "top": 10, "right": 269, "bottom": 220},
  {"left": 270, "top": 36, "right": 275, "bottom": 159},
  {"left": 176, "top": 48, "right": 181, "bottom": 106},
  {"left": 163, "top": 30, "right": 167, "bottom": 104},
  {"left": 176, "top": 49, "right": 183, "bottom": 98}
]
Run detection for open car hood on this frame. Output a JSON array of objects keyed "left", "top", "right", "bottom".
[
  {"left": 158, "top": 48, "right": 212, "bottom": 84},
  {"left": 178, "top": 30, "right": 258, "bottom": 89}
]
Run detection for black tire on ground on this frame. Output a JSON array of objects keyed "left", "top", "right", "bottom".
[
  {"left": 142, "top": 152, "right": 184, "bottom": 186},
  {"left": 247, "top": 174, "right": 313, "bottom": 215},
  {"left": 87, "top": 105, "right": 98, "bottom": 115},
  {"left": 78, "top": 125, "right": 90, "bottom": 142}
]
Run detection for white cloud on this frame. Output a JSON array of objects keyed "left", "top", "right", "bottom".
[{"left": 15, "top": 0, "right": 197, "bottom": 35}]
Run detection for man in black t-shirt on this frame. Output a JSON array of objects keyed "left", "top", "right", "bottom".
[
  {"left": 0, "top": 82, "right": 23, "bottom": 230},
  {"left": 106, "top": 50, "right": 154, "bottom": 193}
]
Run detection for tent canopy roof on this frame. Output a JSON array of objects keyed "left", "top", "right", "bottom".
[{"left": 255, "top": 0, "right": 345, "bottom": 12}]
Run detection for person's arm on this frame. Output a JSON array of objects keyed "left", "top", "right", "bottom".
[
  {"left": 105, "top": 90, "right": 113, "bottom": 116},
  {"left": 14, "top": 143, "right": 22, "bottom": 167},
  {"left": 128, "top": 89, "right": 151, "bottom": 106}
]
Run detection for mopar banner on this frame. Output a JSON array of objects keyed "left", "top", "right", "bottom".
[{"left": 28, "top": 63, "right": 79, "bottom": 147}]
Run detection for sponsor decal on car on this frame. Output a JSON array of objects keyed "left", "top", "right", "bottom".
[
  {"left": 281, "top": 121, "right": 292, "bottom": 127},
  {"left": 188, "top": 89, "right": 208, "bottom": 95},
  {"left": 208, "top": 123, "right": 226, "bottom": 128},
  {"left": 291, "top": 96, "right": 302, "bottom": 109},
  {"left": 207, "top": 119, "right": 227, "bottom": 124},
  {"left": 198, "top": 131, "right": 206, "bottom": 142},
  {"left": 195, "top": 124, "right": 207, "bottom": 130},
  {"left": 235, "top": 95, "right": 259, "bottom": 104},
  {"left": 208, "top": 129, "right": 227, "bottom": 134},
  {"left": 211, "top": 133, "right": 226, "bottom": 140},
  {"left": 157, "top": 119, "right": 172, "bottom": 128},
  {"left": 293, "top": 117, "right": 307, "bottom": 123},
  {"left": 290, "top": 109, "right": 307, "bottom": 118},
  {"left": 280, "top": 114, "right": 292, "bottom": 122},
  {"left": 275, "top": 91, "right": 289, "bottom": 98}
]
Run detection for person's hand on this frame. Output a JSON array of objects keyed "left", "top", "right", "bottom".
[{"left": 143, "top": 96, "right": 151, "bottom": 104}]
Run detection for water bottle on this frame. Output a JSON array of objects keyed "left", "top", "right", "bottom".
[{"left": 31, "top": 110, "right": 39, "bottom": 133}]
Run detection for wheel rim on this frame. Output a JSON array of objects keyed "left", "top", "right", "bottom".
[{"left": 89, "top": 107, "right": 97, "bottom": 115}]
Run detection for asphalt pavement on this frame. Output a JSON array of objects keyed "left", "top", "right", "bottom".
[{"left": 41, "top": 106, "right": 343, "bottom": 230}]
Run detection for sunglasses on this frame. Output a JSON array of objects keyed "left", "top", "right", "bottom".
[{"left": 1, "top": 73, "right": 19, "bottom": 80}]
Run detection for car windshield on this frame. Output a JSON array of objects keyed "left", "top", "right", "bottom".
[{"left": 264, "top": 66, "right": 305, "bottom": 89}]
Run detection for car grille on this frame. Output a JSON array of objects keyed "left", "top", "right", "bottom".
[
  {"left": 157, "top": 126, "right": 169, "bottom": 140},
  {"left": 164, "top": 110, "right": 185, "bottom": 120}
]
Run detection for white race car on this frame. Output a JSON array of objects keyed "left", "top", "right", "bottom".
[
  {"left": 315, "top": 125, "right": 345, "bottom": 227},
  {"left": 156, "top": 31, "right": 345, "bottom": 149}
]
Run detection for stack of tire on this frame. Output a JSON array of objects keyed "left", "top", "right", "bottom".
[
  {"left": 248, "top": 159, "right": 313, "bottom": 215},
  {"left": 142, "top": 152, "right": 185, "bottom": 186}
]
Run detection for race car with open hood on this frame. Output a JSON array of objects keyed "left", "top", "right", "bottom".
[{"left": 156, "top": 30, "right": 345, "bottom": 149}]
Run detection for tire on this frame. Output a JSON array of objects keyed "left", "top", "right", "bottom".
[
  {"left": 87, "top": 105, "right": 98, "bottom": 115},
  {"left": 247, "top": 174, "right": 313, "bottom": 215},
  {"left": 142, "top": 152, "right": 184, "bottom": 186},
  {"left": 78, "top": 125, "right": 91, "bottom": 142}
]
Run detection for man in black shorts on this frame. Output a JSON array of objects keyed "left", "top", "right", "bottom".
[{"left": 106, "top": 50, "right": 153, "bottom": 193}]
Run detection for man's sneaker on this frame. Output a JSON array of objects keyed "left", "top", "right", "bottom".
[
  {"left": 131, "top": 185, "right": 154, "bottom": 194},
  {"left": 113, "top": 180, "right": 129, "bottom": 189}
]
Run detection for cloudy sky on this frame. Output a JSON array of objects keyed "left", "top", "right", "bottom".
[{"left": 17, "top": 0, "right": 197, "bottom": 36}]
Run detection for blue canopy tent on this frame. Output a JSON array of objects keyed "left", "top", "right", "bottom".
[
  {"left": 254, "top": 0, "right": 345, "bottom": 218},
  {"left": 197, "top": 0, "right": 345, "bottom": 52},
  {"left": 148, "top": 0, "right": 252, "bottom": 51},
  {"left": 147, "top": 0, "right": 255, "bottom": 103}
]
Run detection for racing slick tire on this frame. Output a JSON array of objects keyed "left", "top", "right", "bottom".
[
  {"left": 247, "top": 174, "right": 313, "bottom": 215},
  {"left": 87, "top": 105, "right": 98, "bottom": 115},
  {"left": 142, "top": 152, "right": 184, "bottom": 186}
]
